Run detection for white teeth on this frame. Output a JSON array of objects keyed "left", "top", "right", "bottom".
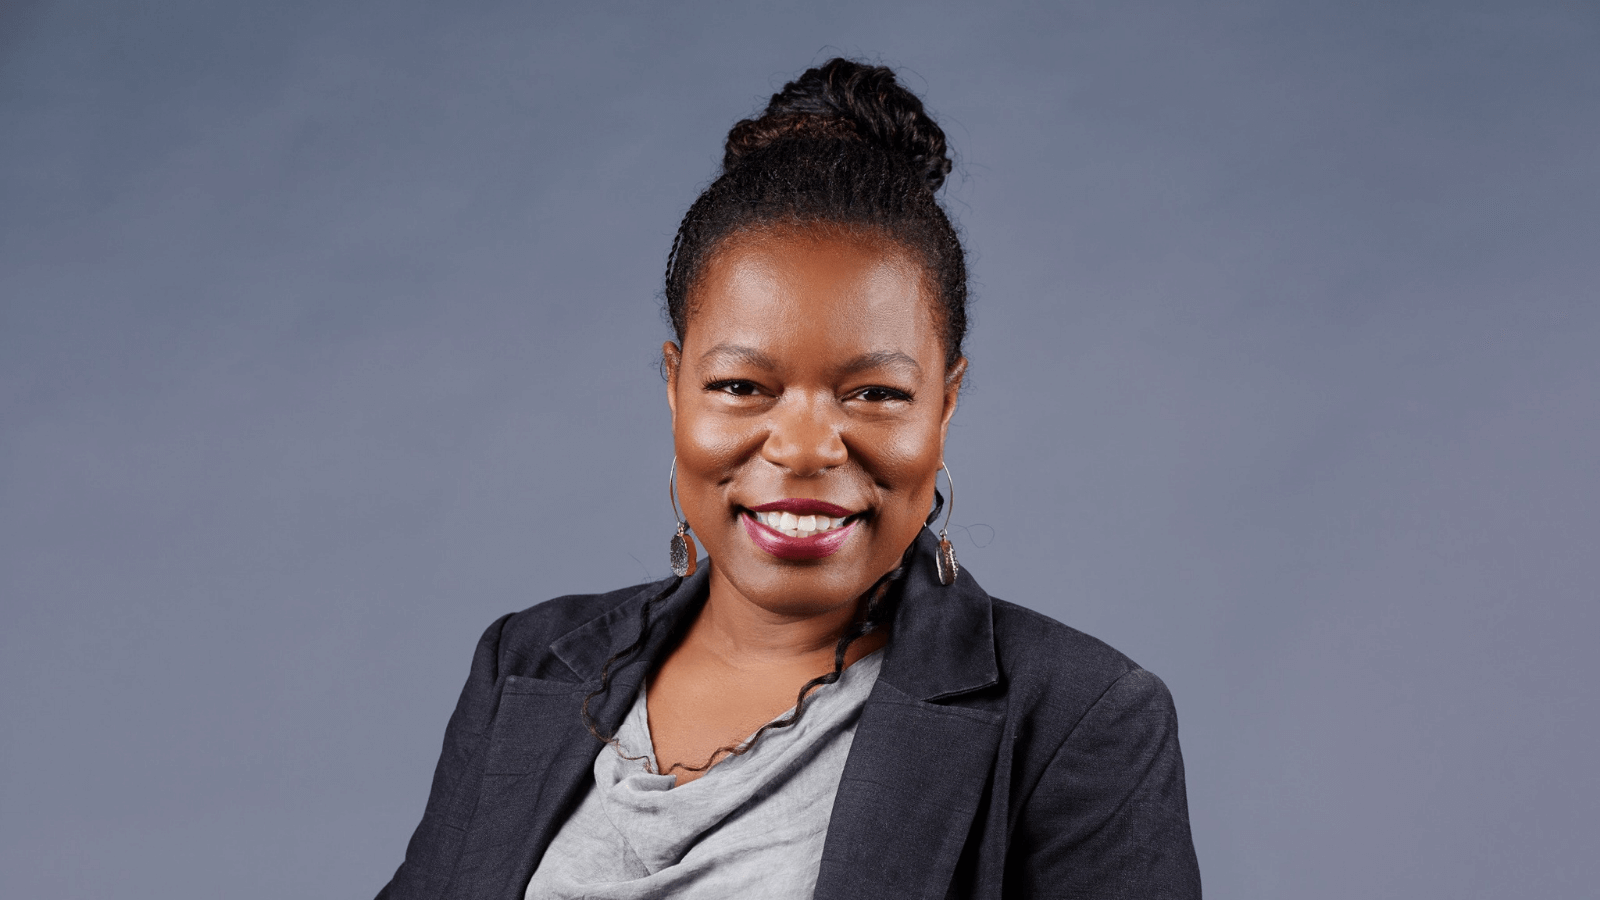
[{"left": 752, "top": 509, "right": 853, "bottom": 539}]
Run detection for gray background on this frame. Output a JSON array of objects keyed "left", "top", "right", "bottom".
[{"left": 2, "top": 1, "right": 1595, "bottom": 897}]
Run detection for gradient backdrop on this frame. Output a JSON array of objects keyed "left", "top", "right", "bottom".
[{"left": 3, "top": 1, "right": 1596, "bottom": 897}]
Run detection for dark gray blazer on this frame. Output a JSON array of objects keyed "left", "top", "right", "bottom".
[{"left": 377, "top": 529, "right": 1201, "bottom": 899}]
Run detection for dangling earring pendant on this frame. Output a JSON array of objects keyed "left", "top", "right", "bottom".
[
  {"left": 934, "top": 462, "right": 959, "bottom": 586},
  {"left": 936, "top": 531, "right": 959, "bottom": 586},
  {"left": 670, "top": 521, "right": 697, "bottom": 577},
  {"left": 668, "top": 458, "right": 697, "bottom": 577}
]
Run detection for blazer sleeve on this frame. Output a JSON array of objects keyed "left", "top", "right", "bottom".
[
  {"left": 375, "top": 613, "right": 514, "bottom": 900},
  {"left": 1006, "top": 667, "right": 1202, "bottom": 899}
]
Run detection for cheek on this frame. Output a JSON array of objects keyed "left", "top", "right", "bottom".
[
  {"left": 860, "top": 404, "right": 947, "bottom": 478},
  {"left": 880, "top": 424, "right": 943, "bottom": 469},
  {"left": 671, "top": 396, "right": 760, "bottom": 528},
  {"left": 674, "top": 401, "right": 757, "bottom": 472},
  {"left": 848, "top": 417, "right": 946, "bottom": 544}
]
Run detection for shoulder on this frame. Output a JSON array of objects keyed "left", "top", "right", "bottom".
[
  {"left": 988, "top": 596, "right": 1143, "bottom": 691},
  {"left": 989, "top": 597, "right": 1140, "bottom": 679},
  {"left": 983, "top": 599, "right": 1200, "bottom": 896},
  {"left": 478, "top": 578, "right": 670, "bottom": 678},
  {"left": 986, "top": 596, "right": 1177, "bottom": 739}
]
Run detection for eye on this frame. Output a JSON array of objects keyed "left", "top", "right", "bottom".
[
  {"left": 705, "top": 379, "right": 763, "bottom": 397},
  {"left": 851, "top": 386, "right": 912, "bottom": 403}
]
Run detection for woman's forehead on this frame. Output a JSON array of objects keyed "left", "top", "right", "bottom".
[{"left": 684, "top": 228, "right": 943, "bottom": 362}]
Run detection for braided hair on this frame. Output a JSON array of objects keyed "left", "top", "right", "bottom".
[
  {"left": 664, "top": 58, "right": 970, "bottom": 369},
  {"left": 582, "top": 60, "right": 967, "bottom": 772}
]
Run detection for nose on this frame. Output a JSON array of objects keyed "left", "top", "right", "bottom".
[{"left": 761, "top": 394, "right": 848, "bottom": 476}]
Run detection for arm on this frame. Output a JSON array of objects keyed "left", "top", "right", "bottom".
[
  {"left": 375, "top": 613, "right": 514, "bottom": 900},
  {"left": 1006, "top": 668, "right": 1202, "bottom": 899}
]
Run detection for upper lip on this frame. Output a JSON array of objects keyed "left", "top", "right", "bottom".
[{"left": 746, "top": 498, "right": 858, "bottom": 518}]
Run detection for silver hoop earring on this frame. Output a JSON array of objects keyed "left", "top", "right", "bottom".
[
  {"left": 935, "top": 462, "right": 959, "bottom": 586},
  {"left": 668, "top": 458, "right": 697, "bottom": 577}
]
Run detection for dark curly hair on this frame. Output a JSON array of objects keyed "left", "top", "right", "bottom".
[{"left": 664, "top": 57, "right": 970, "bottom": 369}]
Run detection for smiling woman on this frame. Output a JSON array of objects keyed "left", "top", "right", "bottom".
[
  {"left": 667, "top": 231, "right": 957, "bottom": 610},
  {"left": 378, "top": 59, "right": 1201, "bottom": 900}
]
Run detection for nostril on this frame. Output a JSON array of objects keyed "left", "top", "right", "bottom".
[{"left": 760, "top": 423, "right": 847, "bottom": 473}]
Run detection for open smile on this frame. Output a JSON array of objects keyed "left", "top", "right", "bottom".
[{"left": 741, "top": 499, "right": 864, "bottom": 560}]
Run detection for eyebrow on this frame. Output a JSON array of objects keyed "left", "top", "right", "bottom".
[
  {"left": 699, "top": 343, "right": 923, "bottom": 377},
  {"left": 699, "top": 344, "right": 779, "bottom": 369},
  {"left": 838, "top": 350, "right": 923, "bottom": 378}
]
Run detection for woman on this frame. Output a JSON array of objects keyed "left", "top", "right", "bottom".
[{"left": 379, "top": 59, "right": 1201, "bottom": 899}]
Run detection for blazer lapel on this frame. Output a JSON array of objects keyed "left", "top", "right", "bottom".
[
  {"left": 443, "top": 533, "right": 999, "bottom": 900},
  {"left": 814, "top": 529, "right": 1005, "bottom": 900},
  {"left": 446, "top": 569, "right": 711, "bottom": 900},
  {"left": 446, "top": 675, "right": 603, "bottom": 900}
]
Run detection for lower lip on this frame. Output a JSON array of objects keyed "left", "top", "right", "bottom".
[{"left": 741, "top": 513, "right": 859, "bottom": 561}]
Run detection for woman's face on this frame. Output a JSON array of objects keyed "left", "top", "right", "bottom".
[{"left": 664, "top": 226, "right": 965, "bottom": 620}]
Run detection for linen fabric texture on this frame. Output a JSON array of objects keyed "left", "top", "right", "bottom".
[
  {"left": 525, "top": 651, "right": 882, "bottom": 898},
  {"left": 376, "top": 528, "right": 1202, "bottom": 899}
]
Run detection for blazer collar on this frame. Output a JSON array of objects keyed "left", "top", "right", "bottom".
[
  {"left": 550, "top": 566, "right": 710, "bottom": 680},
  {"left": 877, "top": 527, "right": 999, "bottom": 701},
  {"left": 466, "top": 530, "right": 1000, "bottom": 900},
  {"left": 548, "top": 527, "right": 997, "bottom": 703},
  {"left": 814, "top": 530, "right": 1004, "bottom": 900}
]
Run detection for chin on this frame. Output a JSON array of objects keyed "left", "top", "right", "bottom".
[
  {"left": 716, "top": 554, "right": 871, "bottom": 616},
  {"left": 707, "top": 517, "right": 910, "bottom": 617}
]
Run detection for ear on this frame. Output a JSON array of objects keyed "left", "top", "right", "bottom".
[
  {"left": 663, "top": 341, "right": 683, "bottom": 424},
  {"left": 938, "top": 356, "right": 967, "bottom": 443}
]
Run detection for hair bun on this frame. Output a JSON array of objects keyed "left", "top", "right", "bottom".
[{"left": 723, "top": 59, "right": 954, "bottom": 192}]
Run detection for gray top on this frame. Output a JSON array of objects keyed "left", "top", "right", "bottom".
[{"left": 524, "top": 650, "right": 884, "bottom": 899}]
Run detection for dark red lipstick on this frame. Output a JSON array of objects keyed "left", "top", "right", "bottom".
[
  {"left": 742, "top": 514, "right": 858, "bottom": 561},
  {"left": 747, "top": 498, "right": 855, "bottom": 518},
  {"left": 741, "top": 498, "right": 862, "bottom": 561}
]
